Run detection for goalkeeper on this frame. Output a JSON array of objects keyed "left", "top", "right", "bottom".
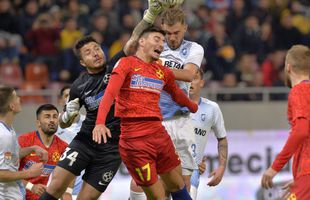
[{"left": 38, "top": 1, "right": 168, "bottom": 200}]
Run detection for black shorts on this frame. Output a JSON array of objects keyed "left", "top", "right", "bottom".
[{"left": 58, "top": 139, "right": 121, "bottom": 192}]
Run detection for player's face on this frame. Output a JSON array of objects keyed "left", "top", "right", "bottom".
[
  {"left": 144, "top": 32, "right": 165, "bottom": 61},
  {"left": 190, "top": 72, "right": 204, "bottom": 96},
  {"left": 10, "top": 91, "right": 22, "bottom": 114},
  {"left": 80, "top": 42, "right": 106, "bottom": 71},
  {"left": 161, "top": 22, "right": 187, "bottom": 50},
  {"left": 37, "top": 110, "right": 59, "bottom": 136},
  {"left": 59, "top": 88, "right": 70, "bottom": 108}
]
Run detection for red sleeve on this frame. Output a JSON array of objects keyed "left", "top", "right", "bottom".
[
  {"left": 271, "top": 117, "right": 309, "bottom": 171},
  {"left": 290, "top": 86, "right": 309, "bottom": 120},
  {"left": 163, "top": 68, "right": 198, "bottom": 113},
  {"left": 18, "top": 132, "right": 32, "bottom": 148},
  {"left": 96, "top": 59, "right": 129, "bottom": 125}
]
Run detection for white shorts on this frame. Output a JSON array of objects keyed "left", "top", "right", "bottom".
[{"left": 162, "top": 115, "right": 198, "bottom": 172}]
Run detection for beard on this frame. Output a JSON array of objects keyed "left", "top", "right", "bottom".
[{"left": 42, "top": 126, "right": 57, "bottom": 136}]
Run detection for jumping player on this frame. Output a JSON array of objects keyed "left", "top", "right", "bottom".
[
  {"left": 93, "top": 26, "right": 197, "bottom": 200},
  {"left": 39, "top": 1, "right": 170, "bottom": 199},
  {"left": 189, "top": 69, "right": 228, "bottom": 199},
  {"left": 129, "top": 7, "right": 204, "bottom": 200},
  {"left": 261, "top": 45, "right": 310, "bottom": 200}
]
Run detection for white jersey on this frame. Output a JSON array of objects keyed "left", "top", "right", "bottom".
[
  {"left": 0, "top": 122, "right": 25, "bottom": 200},
  {"left": 159, "top": 40, "right": 204, "bottom": 119},
  {"left": 190, "top": 98, "right": 227, "bottom": 163},
  {"left": 56, "top": 114, "right": 85, "bottom": 144}
]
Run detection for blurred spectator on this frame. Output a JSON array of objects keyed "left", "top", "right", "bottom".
[
  {"left": 233, "top": 15, "right": 261, "bottom": 55},
  {"left": 274, "top": 10, "right": 303, "bottom": 49},
  {"left": 235, "top": 53, "right": 259, "bottom": 86},
  {"left": 0, "top": 31, "right": 22, "bottom": 64},
  {"left": 0, "top": 0, "right": 19, "bottom": 34},
  {"left": 90, "top": 11, "right": 118, "bottom": 47},
  {"left": 96, "top": 0, "right": 120, "bottom": 33},
  {"left": 252, "top": 0, "right": 273, "bottom": 24},
  {"left": 257, "top": 21, "right": 275, "bottom": 63},
  {"left": 109, "top": 31, "right": 130, "bottom": 58},
  {"left": 217, "top": 73, "right": 246, "bottom": 101},
  {"left": 60, "top": 17, "right": 83, "bottom": 82},
  {"left": 18, "top": 0, "right": 39, "bottom": 37},
  {"left": 225, "top": 0, "right": 248, "bottom": 37},
  {"left": 260, "top": 49, "right": 286, "bottom": 87},
  {"left": 290, "top": 1, "right": 310, "bottom": 35},
  {"left": 206, "top": 22, "right": 236, "bottom": 81},
  {"left": 25, "top": 13, "right": 60, "bottom": 81},
  {"left": 62, "top": 0, "right": 89, "bottom": 33}
]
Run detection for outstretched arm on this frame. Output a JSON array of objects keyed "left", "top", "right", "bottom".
[{"left": 124, "top": 0, "right": 167, "bottom": 55}]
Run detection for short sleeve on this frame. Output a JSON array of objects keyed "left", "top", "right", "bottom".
[
  {"left": 289, "top": 86, "right": 309, "bottom": 120},
  {"left": 212, "top": 103, "right": 227, "bottom": 139},
  {"left": 112, "top": 57, "right": 132, "bottom": 78},
  {"left": 184, "top": 43, "right": 204, "bottom": 68}
]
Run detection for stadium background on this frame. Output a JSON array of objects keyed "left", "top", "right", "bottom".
[{"left": 1, "top": 0, "right": 310, "bottom": 199}]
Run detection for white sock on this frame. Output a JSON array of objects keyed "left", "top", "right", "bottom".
[{"left": 130, "top": 190, "right": 147, "bottom": 200}]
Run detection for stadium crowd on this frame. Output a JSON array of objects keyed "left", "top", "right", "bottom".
[{"left": 0, "top": 0, "right": 310, "bottom": 91}]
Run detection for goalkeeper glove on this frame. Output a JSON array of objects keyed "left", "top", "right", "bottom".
[{"left": 62, "top": 98, "right": 80, "bottom": 123}]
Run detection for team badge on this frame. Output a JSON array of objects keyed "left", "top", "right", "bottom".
[
  {"left": 4, "top": 152, "right": 12, "bottom": 164},
  {"left": 103, "top": 74, "right": 111, "bottom": 84},
  {"left": 52, "top": 151, "right": 60, "bottom": 162},
  {"left": 201, "top": 114, "right": 206, "bottom": 121},
  {"left": 288, "top": 193, "right": 296, "bottom": 200},
  {"left": 156, "top": 69, "right": 164, "bottom": 79}
]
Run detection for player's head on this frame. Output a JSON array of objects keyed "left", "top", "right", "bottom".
[
  {"left": 190, "top": 69, "right": 205, "bottom": 97},
  {"left": 0, "top": 86, "right": 21, "bottom": 116},
  {"left": 137, "top": 26, "right": 165, "bottom": 61},
  {"left": 161, "top": 8, "right": 187, "bottom": 50},
  {"left": 73, "top": 35, "right": 106, "bottom": 73},
  {"left": 36, "top": 104, "right": 59, "bottom": 136},
  {"left": 59, "top": 85, "right": 70, "bottom": 108},
  {"left": 284, "top": 45, "right": 310, "bottom": 88}
]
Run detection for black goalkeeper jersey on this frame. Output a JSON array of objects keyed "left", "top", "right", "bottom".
[{"left": 66, "top": 51, "right": 125, "bottom": 146}]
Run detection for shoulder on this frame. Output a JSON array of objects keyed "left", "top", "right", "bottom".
[
  {"left": 183, "top": 40, "right": 204, "bottom": 53},
  {"left": 200, "top": 98, "right": 221, "bottom": 112},
  {"left": 18, "top": 131, "right": 36, "bottom": 145},
  {"left": 18, "top": 131, "right": 36, "bottom": 139},
  {"left": 113, "top": 56, "right": 134, "bottom": 69}
]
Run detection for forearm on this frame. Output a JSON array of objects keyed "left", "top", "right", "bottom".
[
  {"left": 19, "top": 146, "right": 35, "bottom": 159},
  {"left": 124, "top": 20, "right": 152, "bottom": 56},
  {"left": 0, "top": 170, "right": 30, "bottom": 182},
  {"left": 217, "top": 137, "right": 228, "bottom": 168},
  {"left": 171, "top": 65, "right": 198, "bottom": 82},
  {"left": 272, "top": 117, "right": 309, "bottom": 171}
]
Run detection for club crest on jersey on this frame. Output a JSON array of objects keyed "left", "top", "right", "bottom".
[
  {"left": 4, "top": 152, "right": 12, "bottom": 164},
  {"left": 52, "top": 151, "right": 60, "bottom": 162},
  {"left": 156, "top": 69, "right": 164, "bottom": 79},
  {"left": 130, "top": 74, "right": 164, "bottom": 93},
  {"left": 103, "top": 74, "right": 110, "bottom": 84},
  {"left": 201, "top": 114, "right": 206, "bottom": 121}
]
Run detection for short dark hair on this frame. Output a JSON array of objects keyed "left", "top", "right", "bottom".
[
  {"left": 139, "top": 26, "right": 166, "bottom": 39},
  {"left": 59, "top": 85, "right": 70, "bottom": 97},
  {"left": 73, "top": 36, "right": 98, "bottom": 60},
  {"left": 0, "top": 86, "right": 14, "bottom": 115},
  {"left": 36, "top": 104, "right": 58, "bottom": 119}
]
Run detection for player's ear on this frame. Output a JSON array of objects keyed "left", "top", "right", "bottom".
[
  {"left": 138, "top": 37, "right": 145, "bottom": 47},
  {"left": 184, "top": 24, "right": 188, "bottom": 32},
  {"left": 200, "top": 79, "right": 205, "bottom": 87}
]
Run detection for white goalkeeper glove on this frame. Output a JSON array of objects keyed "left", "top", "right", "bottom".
[
  {"left": 61, "top": 98, "right": 80, "bottom": 123},
  {"left": 159, "top": 0, "right": 184, "bottom": 7},
  {"left": 144, "top": 0, "right": 166, "bottom": 24}
]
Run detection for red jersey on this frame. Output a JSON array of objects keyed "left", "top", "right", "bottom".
[
  {"left": 18, "top": 131, "right": 67, "bottom": 200},
  {"left": 96, "top": 56, "right": 197, "bottom": 137},
  {"left": 272, "top": 81, "right": 310, "bottom": 179}
]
